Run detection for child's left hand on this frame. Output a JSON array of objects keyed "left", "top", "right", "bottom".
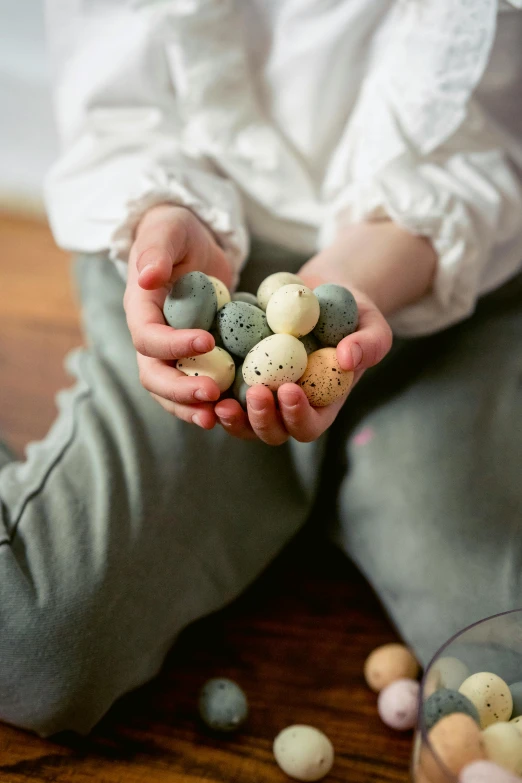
[{"left": 214, "top": 285, "right": 392, "bottom": 445}]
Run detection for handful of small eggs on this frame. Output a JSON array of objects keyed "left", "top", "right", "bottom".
[
  {"left": 364, "top": 644, "right": 522, "bottom": 783},
  {"left": 163, "top": 270, "right": 358, "bottom": 408}
]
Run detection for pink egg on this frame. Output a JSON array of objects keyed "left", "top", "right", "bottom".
[
  {"left": 377, "top": 678, "right": 420, "bottom": 731},
  {"left": 459, "top": 760, "right": 522, "bottom": 783}
]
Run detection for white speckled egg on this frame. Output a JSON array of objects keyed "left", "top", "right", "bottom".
[
  {"left": 266, "top": 284, "right": 320, "bottom": 338},
  {"left": 177, "top": 347, "right": 235, "bottom": 392},
  {"left": 273, "top": 725, "right": 334, "bottom": 782},
  {"left": 364, "top": 644, "right": 420, "bottom": 693},
  {"left": 378, "top": 678, "right": 420, "bottom": 731},
  {"left": 297, "top": 348, "right": 353, "bottom": 407},
  {"left": 242, "top": 334, "right": 307, "bottom": 391},
  {"left": 257, "top": 272, "right": 305, "bottom": 310},
  {"left": 459, "top": 673, "right": 513, "bottom": 729},
  {"left": 208, "top": 276, "right": 231, "bottom": 310},
  {"left": 426, "top": 657, "right": 470, "bottom": 696},
  {"left": 232, "top": 291, "right": 258, "bottom": 306},
  {"left": 459, "top": 760, "right": 522, "bottom": 783},
  {"left": 482, "top": 723, "right": 522, "bottom": 775}
]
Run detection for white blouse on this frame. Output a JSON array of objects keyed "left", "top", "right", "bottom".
[{"left": 44, "top": 0, "right": 522, "bottom": 336}]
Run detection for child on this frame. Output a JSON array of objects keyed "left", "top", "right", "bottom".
[{"left": 1, "top": 0, "right": 522, "bottom": 737}]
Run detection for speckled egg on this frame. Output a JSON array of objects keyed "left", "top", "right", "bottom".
[
  {"left": 313, "top": 284, "right": 358, "bottom": 346},
  {"left": 482, "top": 723, "right": 522, "bottom": 775},
  {"left": 273, "top": 725, "right": 334, "bottom": 782},
  {"left": 299, "top": 333, "right": 321, "bottom": 355},
  {"left": 177, "top": 346, "right": 235, "bottom": 392},
  {"left": 425, "top": 657, "right": 471, "bottom": 696},
  {"left": 459, "top": 673, "right": 513, "bottom": 729},
  {"left": 378, "top": 678, "right": 420, "bottom": 731},
  {"left": 422, "top": 714, "right": 487, "bottom": 783},
  {"left": 459, "top": 760, "right": 522, "bottom": 783},
  {"left": 208, "top": 275, "right": 231, "bottom": 310},
  {"left": 423, "top": 688, "right": 481, "bottom": 731},
  {"left": 510, "top": 716, "right": 522, "bottom": 734},
  {"left": 297, "top": 348, "right": 353, "bottom": 407},
  {"left": 510, "top": 683, "right": 522, "bottom": 718},
  {"left": 163, "top": 271, "right": 217, "bottom": 330},
  {"left": 216, "top": 301, "right": 273, "bottom": 359},
  {"left": 232, "top": 291, "right": 258, "bottom": 306},
  {"left": 198, "top": 678, "right": 248, "bottom": 732},
  {"left": 232, "top": 364, "right": 249, "bottom": 409},
  {"left": 257, "top": 272, "right": 305, "bottom": 311},
  {"left": 266, "top": 284, "right": 320, "bottom": 338},
  {"left": 364, "top": 644, "right": 420, "bottom": 693},
  {"left": 242, "top": 334, "right": 308, "bottom": 391}
]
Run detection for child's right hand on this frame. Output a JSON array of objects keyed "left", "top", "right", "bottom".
[{"left": 124, "top": 204, "right": 233, "bottom": 429}]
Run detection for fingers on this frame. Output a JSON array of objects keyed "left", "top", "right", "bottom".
[
  {"left": 245, "top": 387, "right": 289, "bottom": 446},
  {"left": 150, "top": 393, "right": 217, "bottom": 429},
  {"left": 214, "top": 399, "right": 257, "bottom": 440},
  {"left": 137, "top": 355, "right": 221, "bottom": 404},
  {"left": 277, "top": 384, "right": 345, "bottom": 443},
  {"left": 132, "top": 205, "right": 190, "bottom": 290},
  {"left": 336, "top": 302, "right": 392, "bottom": 372}
]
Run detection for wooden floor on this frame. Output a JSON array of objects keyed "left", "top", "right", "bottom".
[{"left": 0, "top": 213, "right": 412, "bottom": 782}]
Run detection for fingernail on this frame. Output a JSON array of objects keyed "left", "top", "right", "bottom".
[
  {"left": 192, "top": 414, "right": 203, "bottom": 428},
  {"left": 281, "top": 393, "right": 301, "bottom": 408},
  {"left": 194, "top": 390, "right": 210, "bottom": 402},
  {"left": 351, "top": 343, "right": 363, "bottom": 369},
  {"left": 193, "top": 337, "right": 211, "bottom": 353},
  {"left": 138, "top": 263, "right": 155, "bottom": 280},
  {"left": 248, "top": 397, "right": 265, "bottom": 412}
]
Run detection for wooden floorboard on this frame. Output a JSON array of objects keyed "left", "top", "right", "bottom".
[{"left": 0, "top": 212, "right": 411, "bottom": 782}]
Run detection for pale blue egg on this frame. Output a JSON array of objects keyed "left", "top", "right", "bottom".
[
  {"left": 163, "top": 272, "right": 217, "bottom": 330},
  {"left": 313, "top": 284, "right": 358, "bottom": 346},
  {"left": 199, "top": 678, "right": 248, "bottom": 732},
  {"left": 216, "top": 301, "right": 272, "bottom": 358}
]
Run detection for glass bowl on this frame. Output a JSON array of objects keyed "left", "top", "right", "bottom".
[{"left": 411, "top": 609, "right": 522, "bottom": 783}]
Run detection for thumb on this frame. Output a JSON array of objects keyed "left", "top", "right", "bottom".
[{"left": 132, "top": 205, "right": 189, "bottom": 290}]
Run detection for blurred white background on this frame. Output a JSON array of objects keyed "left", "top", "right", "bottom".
[{"left": 0, "top": 0, "right": 58, "bottom": 212}]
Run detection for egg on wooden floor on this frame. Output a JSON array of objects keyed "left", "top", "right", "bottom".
[
  {"left": 266, "top": 284, "right": 320, "bottom": 338},
  {"left": 423, "top": 689, "right": 480, "bottom": 731},
  {"left": 216, "top": 301, "right": 272, "bottom": 358},
  {"left": 242, "top": 334, "right": 307, "bottom": 391},
  {"left": 378, "top": 678, "right": 420, "bottom": 731},
  {"left": 163, "top": 271, "right": 217, "bottom": 330},
  {"left": 208, "top": 275, "right": 231, "bottom": 309},
  {"left": 313, "top": 284, "right": 358, "bottom": 346},
  {"left": 273, "top": 725, "right": 334, "bottom": 782},
  {"left": 257, "top": 271, "right": 305, "bottom": 310},
  {"left": 297, "top": 348, "right": 353, "bottom": 407},
  {"left": 198, "top": 678, "right": 248, "bottom": 732},
  {"left": 459, "top": 760, "right": 522, "bottom": 783},
  {"left": 459, "top": 673, "right": 513, "bottom": 728},
  {"left": 364, "top": 644, "right": 420, "bottom": 693},
  {"left": 482, "top": 722, "right": 522, "bottom": 775},
  {"left": 421, "top": 713, "right": 487, "bottom": 783},
  {"left": 177, "top": 347, "right": 235, "bottom": 392}
]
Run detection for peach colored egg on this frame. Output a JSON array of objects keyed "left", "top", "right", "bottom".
[
  {"left": 378, "top": 678, "right": 420, "bottom": 731},
  {"left": 482, "top": 723, "right": 522, "bottom": 775},
  {"left": 364, "top": 643, "right": 420, "bottom": 693},
  {"left": 421, "top": 714, "right": 487, "bottom": 783},
  {"left": 459, "top": 673, "right": 513, "bottom": 729},
  {"left": 459, "top": 760, "right": 522, "bottom": 783},
  {"left": 297, "top": 348, "right": 354, "bottom": 407}
]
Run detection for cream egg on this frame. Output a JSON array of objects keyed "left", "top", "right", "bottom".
[
  {"left": 177, "top": 346, "right": 235, "bottom": 392},
  {"left": 257, "top": 272, "right": 305, "bottom": 311},
  {"left": 208, "top": 276, "right": 231, "bottom": 310},
  {"left": 364, "top": 643, "right": 420, "bottom": 693},
  {"left": 242, "top": 334, "right": 307, "bottom": 391},
  {"left": 273, "top": 725, "right": 334, "bottom": 782},
  {"left": 297, "top": 348, "right": 353, "bottom": 407},
  {"left": 482, "top": 722, "right": 522, "bottom": 775},
  {"left": 459, "top": 673, "right": 513, "bottom": 729},
  {"left": 266, "top": 284, "right": 320, "bottom": 338}
]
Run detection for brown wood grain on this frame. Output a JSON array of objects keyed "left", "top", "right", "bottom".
[{"left": 0, "top": 212, "right": 412, "bottom": 782}]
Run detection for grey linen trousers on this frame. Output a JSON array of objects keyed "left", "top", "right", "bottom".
[{"left": 1, "top": 243, "right": 521, "bottom": 736}]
